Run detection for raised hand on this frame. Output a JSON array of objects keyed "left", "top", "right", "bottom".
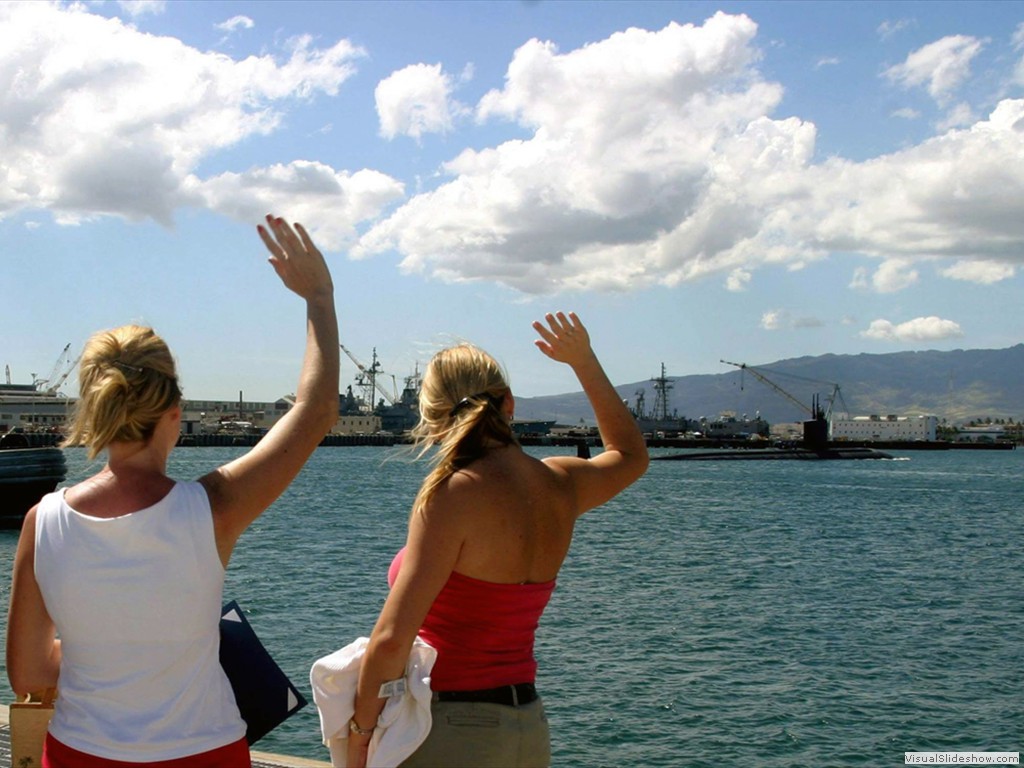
[
  {"left": 533, "top": 311, "right": 595, "bottom": 368},
  {"left": 257, "top": 214, "right": 334, "bottom": 299}
]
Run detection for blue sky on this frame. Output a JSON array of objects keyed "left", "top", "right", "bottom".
[{"left": 3, "top": 0, "right": 1022, "bottom": 402}]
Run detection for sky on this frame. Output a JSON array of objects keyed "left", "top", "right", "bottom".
[{"left": 3, "top": 0, "right": 1023, "bottom": 402}]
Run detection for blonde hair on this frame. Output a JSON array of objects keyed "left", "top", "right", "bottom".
[
  {"left": 62, "top": 325, "right": 182, "bottom": 459},
  {"left": 411, "top": 343, "right": 516, "bottom": 512}
]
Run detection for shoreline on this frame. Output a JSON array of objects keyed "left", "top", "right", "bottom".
[{"left": 6, "top": 431, "right": 1018, "bottom": 451}]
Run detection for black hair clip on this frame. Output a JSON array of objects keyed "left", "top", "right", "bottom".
[
  {"left": 111, "top": 360, "right": 145, "bottom": 374},
  {"left": 449, "top": 392, "right": 502, "bottom": 418}
]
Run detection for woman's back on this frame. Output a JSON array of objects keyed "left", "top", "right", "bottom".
[
  {"left": 347, "top": 313, "right": 648, "bottom": 768},
  {"left": 34, "top": 483, "right": 244, "bottom": 760},
  {"left": 442, "top": 446, "right": 577, "bottom": 585}
]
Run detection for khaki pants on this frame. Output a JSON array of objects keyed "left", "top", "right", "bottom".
[{"left": 399, "top": 697, "right": 550, "bottom": 768}]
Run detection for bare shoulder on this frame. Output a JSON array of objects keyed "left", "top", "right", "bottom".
[
  {"left": 18, "top": 504, "right": 39, "bottom": 543},
  {"left": 540, "top": 454, "right": 587, "bottom": 479},
  {"left": 13, "top": 504, "right": 39, "bottom": 572},
  {"left": 198, "top": 466, "right": 227, "bottom": 506},
  {"left": 424, "top": 466, "right": 484, "bottom": 517}
]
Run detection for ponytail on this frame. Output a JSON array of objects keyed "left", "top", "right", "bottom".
[
  {"left": 410, "top": 344, "right": 515, "bottom": 512},
  {"left": 62, "top": 326, "right": 181, "bottom": 459}
]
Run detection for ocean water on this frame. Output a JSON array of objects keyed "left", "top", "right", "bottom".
[{"left": 1, "top": 446, "right": 1021, "bottom": 767}]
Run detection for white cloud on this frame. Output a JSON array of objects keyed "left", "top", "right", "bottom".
[
  {"left": 878, "top": 19, "right": 913, "bottom": 41},
  {"left": 760, "top": 309, "right": 822, "bottom": 330},
  {"left": 358, "top": 13, "right": 821, "bottom": 292},
  {"left": 849, "top": 267, "right": 869, "bottom": 290},
  {"left": 860, "top": 316, "right": 964, "bottom": 342},
  {"left": 376, "top": 63, "right": 468, "bottom": 140},
  {"left": 891, "top": 107, "right": 920, "bottom": 120},
  {"left": 1013, "top": 23, "right": 1024, "bottom": 50},
  {"left": 1013, "top": 25, "right": 1024, "bottom": 87},
  {"left": 117, "top": 0, "right": 166, "bottom": 17},
  {"left": 357, "top": 14, "right": 1024, "bottom": 297},
  {"left": 3, "top": 5, "right": 1021, "bottom": 302},
  {"left": 884, "top": 35, "right": 985, "bottom": 104},
  {"left": 940, "top": 260, "right": 1015, "bottom": 284},
  {"left": 0, "top": 2, "right": 369, "bottom": 228},
  {"left": 726, "top": 268, "right": 751, "bottom": 291},
  {"left": 799, "top": 100, "right": 1024, "bottom": 275},
  {"left": 215, "top": 15, "right": 254, "bottom": 33},
  {"left": 761, "top": 311, "right": 783, "bottom": 330},
  {"left": 934, "top": 101, "right": 976, "bottom": 131},
  {"left": 872, "top": 259, "right": 919, "bottom": 293},
  {"left": 194, "top": 161, "right": 405, "bottom": 251},
  {"left": 815, "top": 56, "right": 840, "bottom": 69}
]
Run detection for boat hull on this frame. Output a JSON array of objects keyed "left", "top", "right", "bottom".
[
  {"left": 0, "top": 447, "right": 67, "bottom": 526},
  {"left": 652, "top": 447, "right": 893, "bottom": 461}
]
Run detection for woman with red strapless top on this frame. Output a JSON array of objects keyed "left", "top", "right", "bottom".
[{"left": 349, "top": 312, "right": 649, "bottom": 768}]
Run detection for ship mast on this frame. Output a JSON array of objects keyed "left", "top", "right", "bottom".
[{"left": 651, "top": 363, "right": 673, "bottom": 421}]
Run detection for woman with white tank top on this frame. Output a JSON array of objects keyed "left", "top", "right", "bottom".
[{"left": 6, "top": 216, "right": 339, "bottom": 768}]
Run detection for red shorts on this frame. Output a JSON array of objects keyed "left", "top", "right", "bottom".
[{"left": 43, "top": 733, "right": 251, "bottom": 768}]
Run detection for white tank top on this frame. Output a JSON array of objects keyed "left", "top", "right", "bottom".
[{"left": 34, "top": 482, "right": 246, "bottom": 760}]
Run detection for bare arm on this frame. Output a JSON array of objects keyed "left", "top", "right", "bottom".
[
  {"left": 347, "top": 490, "right": 467, "bottom": 768},
  {"left": 202, "top": 216, "right": 340, "bottom": 565},
  {"left": 6, "top": 507, "right": 61, "bottom": 696},
  {"left": 534, "top": 312, "right": 648, "bottom": 515}
]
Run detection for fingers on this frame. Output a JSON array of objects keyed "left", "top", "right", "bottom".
[
  {"left": 535, "top": 312, "right": 584, "bottom": 340},
  {"left": 533, "top": 311, "right": 590, "bottom": 365},
  {"left": 256, "top": 222, "right": 282, "bottom": 260},
  {"left": 532, "top": 319, "right": 556, "bottom": 344},
  {"left": 294, "top": 222, "right": 321, "bottom": 257},
  {"left": 258, "top": 214, "right": 315, "bottom": 261}
]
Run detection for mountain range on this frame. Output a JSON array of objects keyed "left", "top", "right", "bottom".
[{"left": 515, "top": 344, "right": 1024, "bottom": 427}]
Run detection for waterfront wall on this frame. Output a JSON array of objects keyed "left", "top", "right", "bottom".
[
  {"left": 174, "top": 434, "right": 1015, "bottom": 450},
  {"left": 3, "top": 430, "right": 1014, "bottom": 451}
]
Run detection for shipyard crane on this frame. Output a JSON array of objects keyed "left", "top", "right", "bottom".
[
  {"left": 46, "top": 352, "right": 81, "bottom": 395},
  {"left": 339, "top": 344, "right": 399, "bottom": 407},
  {"left": 36, "top": 343, "right": 79, "bottom": 395},
  {"left": 719, "top": 359, "right": 849, "bottom": 421}
]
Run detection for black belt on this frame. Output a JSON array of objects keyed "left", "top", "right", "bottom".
[{"left": 436, "top": 682, "right": 538, "bottom": 707}]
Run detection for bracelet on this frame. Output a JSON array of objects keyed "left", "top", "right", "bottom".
[{"left": 349, "top": 719, "right": 374, "bottom": 737}]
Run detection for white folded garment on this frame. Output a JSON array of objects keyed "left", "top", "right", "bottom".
[{"left": 310, "top": 637, "right": 437, "bottom": 768}]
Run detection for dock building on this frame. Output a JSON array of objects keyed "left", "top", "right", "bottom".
[{"left": 829, "top": 414, "right": 938, "bottom": 442}]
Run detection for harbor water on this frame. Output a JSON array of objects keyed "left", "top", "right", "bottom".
[{"left": 1, "top": 446, "right": 1020, "bottom": 766}]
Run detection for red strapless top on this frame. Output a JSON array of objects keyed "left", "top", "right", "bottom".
[{"left": 389, "top": 547, "right": 556, "bottom": 690}]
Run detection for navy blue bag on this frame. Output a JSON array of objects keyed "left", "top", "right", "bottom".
[{"left": 219, "top": 601, "right": 308, "bottom": 745}]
